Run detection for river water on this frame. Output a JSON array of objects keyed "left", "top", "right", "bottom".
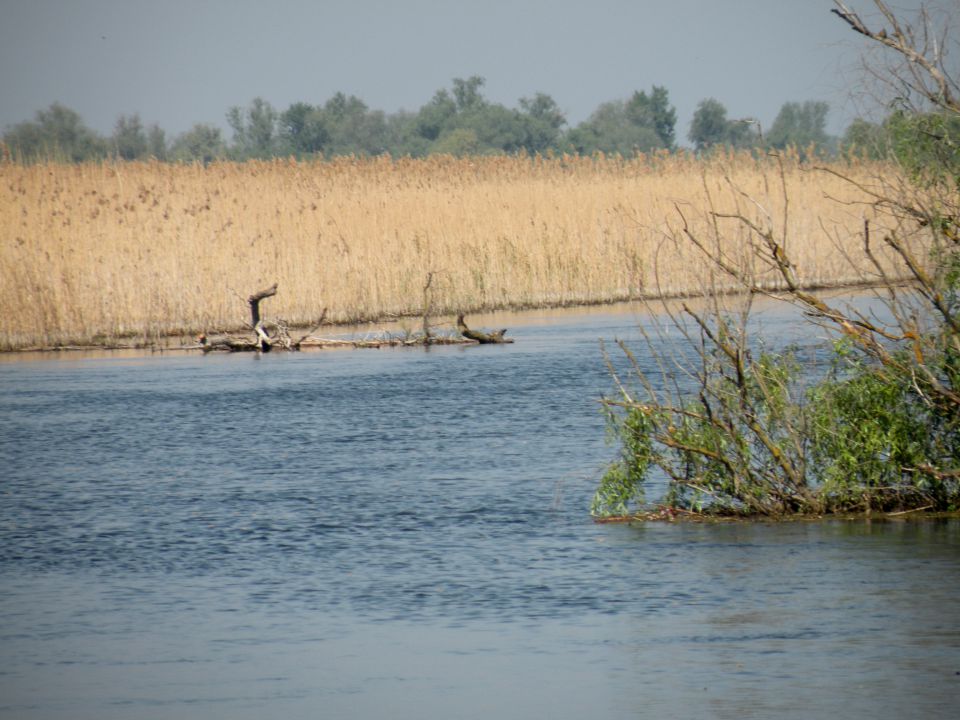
[{"left": 1, "top": 301, "right": 958, "bottom": 719}]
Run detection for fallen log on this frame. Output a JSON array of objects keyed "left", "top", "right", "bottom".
[
  {"left": 198, "top": 334, "right": 261, "bottom": 352},
  {"left": 298, "top": 334, "right": 474, "bottom": 349},
  {"left": 456, "top": 314, "right": 514, "bottom": 344}
]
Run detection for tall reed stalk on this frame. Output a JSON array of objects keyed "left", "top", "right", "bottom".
[{"left": 0, "top": 151, "right": 898, "bottom": 349}]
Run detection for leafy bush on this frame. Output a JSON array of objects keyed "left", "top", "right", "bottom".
[{"left": 594, "top": 1, "right": 960, "bottom": 518}]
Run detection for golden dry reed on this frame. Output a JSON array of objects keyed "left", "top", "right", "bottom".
[{"left": 0, "top": 151, "right": 902, "bottom": 349}]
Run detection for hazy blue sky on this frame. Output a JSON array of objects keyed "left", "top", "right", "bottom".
[{"left": 0, "top": 1, "right": 924, "bottom": 144}]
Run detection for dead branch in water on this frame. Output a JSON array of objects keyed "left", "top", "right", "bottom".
[
  {"left": 299, "top": 334, "right": 473, "bottom": 349},
  {"left": 200, "top": 281, "right": 516, "bottom": 352},
  {"left": 201, "top": 282, "right": 286, "bottom": 352},
  {"left": 248, "top": 283, "right": 278, "bottom": 351},
  {"left": 456, "top": 314, "right": 514, "bottom": 344}
]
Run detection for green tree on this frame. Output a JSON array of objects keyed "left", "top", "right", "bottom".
[
  {"left": 414, "top": 89, "right": 458, "bottom": 142},
  {"left": 321, "top": 93, "right": 390, "bottom": 156},
  {"left": 147, "top": 124, "right": 167, "bottom": 160},
  {"left": 767, "top": 100, "right": 831, "bottom": 152},
  {"left": 2, "top": 103, "right": 106, "bottom": 162},
  {"left": 518, "top": 93, "right": 566, "bottom": 153},
  {"left": 383, "top": 110, "right": 430, "bottom": 157},
  {"left": 626, "top": 85, "right": 676, "bottom": 149},
  {"left": 410, "top": 77, "right": 560, "bottom": 156},
  {"left": 278, "top": 101, "right": 329, "bottom": 156},
  {"left": 170, "top": 123, "right": 226, "bottom": 163},
  {"left": 452, "top": 75, "right": 486, "bottom": 112},
  {"left": 840, "top": 117, "right": 886, "bottom": 158},
  {"left": 227, "top": 97, "right": 278, "bottom": 159},
  {"left": 432, "top": 127, "right": 482, "bottom": 156},
  {"left": 884, "top": 109, "right": 960, "bottom": 184},
  {"left": 567, "top": 86, "right": 676, "bottom": 156},
  {"left": 688, "top": 98, "right": 756, "bottom": 152},
  {"left": 460, "top": 104, "right": 531, "bottom": 154},
  {"left": 112, "top": 113, "right": 148, "bottom": 160},
  {"left": 567, "top": 100, "right": 664, "bottom": 155},
  {"left": 519, "top": 93, "right": 564, "bottom": 131}
]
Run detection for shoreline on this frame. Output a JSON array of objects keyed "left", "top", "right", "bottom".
[
  {"left": 593, "top": 508, "right": 960, "bottom": 524},
  {"left": 0, "top": 279, "right": 889, "bottom": 356}
]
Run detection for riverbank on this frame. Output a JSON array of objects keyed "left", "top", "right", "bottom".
[
  {"left": 0, "top": 278, "right": 888, "bottom": 355},
  {"left": 1, "top": 153, "right": 899, "bottom": 351},
  {"left": 594, "top": 507, "right": 960, "bottom": 523}
]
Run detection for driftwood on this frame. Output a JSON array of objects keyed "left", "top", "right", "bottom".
[
  {"left": 201, "top": 282, "right": 327, "bottom": 353},
  {"left": 248, "top": 283, "right": 278, "bottom": 351},
  {"left": 198, "top": 335, "right": 261, "bottom": 352},
  {"left": 456, "top": 314, "right": 514, "bottom": 344},
  {"left": 299, "top": 334, "right": 472, "bottom": 349},
  {"left": 297, "top": 314, "right": 515, "bottom": 349},
  {"left": 422, "top": 272, "right": 436, "bottom": 344},
  {"left": 199, "top": 281, "right": 515, "bottom": 352}
]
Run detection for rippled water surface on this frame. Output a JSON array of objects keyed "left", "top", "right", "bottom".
[{"left": 2, "top": 304, "right": 958, "bottom": 719}]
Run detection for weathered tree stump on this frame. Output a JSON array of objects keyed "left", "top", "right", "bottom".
[
  {"left": 248, "top": 283, "right": 278, "bottom": 352},
  {"left": 200, "top": 282, "right": 284, "bottom": 353}
]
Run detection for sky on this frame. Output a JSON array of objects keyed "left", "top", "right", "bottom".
[{"left": 0, "top": 0, "right": 932, "bottom": 145}]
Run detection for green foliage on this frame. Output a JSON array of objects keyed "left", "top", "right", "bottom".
[
  {"left": 840, "top": 117, "right": 888, "bottom": 159},
  {"left": 885, "top": 110, "right": 960, "bottom": 187},
  {"left": 593, "top": 403, "right": 654, "bottom": 516},
  {"left": 519, "top": 93, "right": 565, "bottom": 132},
  {"left": 382, "top": 111, "right": 431, "bottom": 157},
  {"left": 595, "top": 7, "right": 960, "bottom": 515},
  {"left": 808, "top": 352, "right": 947, "bottom": 510},
  {"left": 3, "top": 102, "right": 107, "bottom": 162},
  {"left": 767, "top": 100, "right": 831, "bottom": 154},
  {"left": 4, "top": 79, "right": 942, "bottom": 165},
  {"left": 593, "top": 331, "right": 814, "bottom": 517},
  {"left": 271, "top": 94, "right": 392, "bottom": 158},
  {"left": 321, "top": 93, "right": 390, "bottom": 156},
  {"left": 170, "top": 123, "right": 226, "bottom": 163},
  {"left": 432, "top": 127, "right": 482, "bottom": 156},
  {"left": 689, "top": 98, "right": 757, "bottom": 152},
  {"left": 626, "top": 86, "right": 677, "bottom": 150},
  {"left": 227, "top": 97, "right": 279, "bottom": 160},
  {"left": 567, "top": 101, "right": 665, "bottom": 156},
  {"left": 147, "top": 124, "right": 167, "bottom": 160},
  {"left": 278, "top": 101, "right": 329, "bottom": 156},
  {"left": 415, "top": 89, "right": 458, "bottom": 142},
  {"left": 112, "top": 114, "right": 148, "bottom": 160},
  {"left": 452, "top": 76, "right": 486, "bottom": 112},
  {"left": 566, "top": 86, "right": 676, "bottom": 156},
  {"left": 688, "top": 98, "right": 728, "bottom": 151},
  {"left": 408, "top": 78, "right": 567, "bottom": 156},
  {"left": 594, "top": 293, "right": 960, "bottom": 518}
]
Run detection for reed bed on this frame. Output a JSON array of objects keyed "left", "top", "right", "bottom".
[{"left": 0, "top": 151, "right": 905, "bottom": 349}]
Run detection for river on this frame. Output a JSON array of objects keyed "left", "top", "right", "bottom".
[{"left": 1, "top": 300, "right": 958, "bottom": 719}]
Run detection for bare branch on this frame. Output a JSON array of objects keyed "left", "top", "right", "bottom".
[{"left": 832, "top": 1, "right": 958, "bottom": 111}]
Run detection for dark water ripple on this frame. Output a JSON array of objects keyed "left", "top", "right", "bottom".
[{"left": 2, "top": 304, "right": 959, "bottom": 719}]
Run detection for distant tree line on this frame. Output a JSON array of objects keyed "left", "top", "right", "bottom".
[{"left": 0, "top": 75, "right": 930, "bottom": 163}]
